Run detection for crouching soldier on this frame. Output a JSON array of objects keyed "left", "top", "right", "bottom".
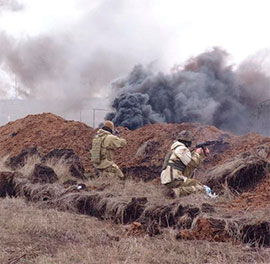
[
  {"left": 90, "top": 120, "right": 127, "bottom": 179},
  {"left": 161, "top": 130, "right": 209, "bottom": 197}
]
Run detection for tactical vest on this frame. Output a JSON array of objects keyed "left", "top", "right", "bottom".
[
  {"left": 90, "top": 135, "right": 107, "bottom": 164},
  {"left": 162, "top": 150, "right": 186, "bottom": 172}
]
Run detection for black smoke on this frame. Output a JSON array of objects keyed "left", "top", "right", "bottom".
[
  {"left": 106, "top": 48, "right": 270, "bottom": 134},
  {"left": 106, "top": 92, "right": 163, "bottom": 130}
]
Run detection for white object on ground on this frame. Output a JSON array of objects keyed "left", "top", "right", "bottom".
[{"left": 204, "top": 185, "right": 218, "bottom": 198}]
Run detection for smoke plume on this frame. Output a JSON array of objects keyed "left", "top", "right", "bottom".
[
  {"left": 106, "top": 47, "right": 270, "bottom": 134},
  {"left": 0, "top": 0, "right": 170, "bottom": 112},
  {"left": 0, "top": 1, "right": 269, "bottom": 133}
]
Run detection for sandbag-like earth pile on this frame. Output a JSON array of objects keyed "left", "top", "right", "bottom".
[{"left": 0, "top": 113, "right": 270, "bottom": 247}]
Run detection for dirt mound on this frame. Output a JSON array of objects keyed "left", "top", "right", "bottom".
[
  {"left": 176, "top": 216, "right": 270, "bottom": 247},
  {"left": 205, "top": 147, "right": 270, "bottom": 193},
  {"left": 176, "top": 217, "right": 235, "bottom": 243},
  {"left": 1, "top": 113, "right": 268, "bottom": 181},
  {"left": 0, "top": 113, "right": 96, "bottom": 174},
  {"left": 1, "top": 113, "right": 270, "bottom": 214},
  {"left": 115, "top": 123, "right": 269, "bottom": 181},
  {"left": 226, "top": 177, "right": 270, "bottom": 210}
]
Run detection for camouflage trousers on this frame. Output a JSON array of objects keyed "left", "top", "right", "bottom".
[
  {"left": 97, "top": 164, "right": 125, "bottom": 179},
  {"left": 165, "top": 178, "right": 204, "bottom": 197}
]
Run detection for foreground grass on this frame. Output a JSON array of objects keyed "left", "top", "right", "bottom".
[{"left": 1, "top": 198, "right": 270, "bottom": 264}]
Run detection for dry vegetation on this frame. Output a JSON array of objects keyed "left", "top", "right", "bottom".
[
  {"left": 1, "top": 113, "right": 270, "bottom": 263},
  {"left": 0, "top": 155, "right": 10, "bottom": 172},
  {"left": 1, "top": 198, "right": 270, "bottom": 264},
  {"left": 1, "top": 156, "right": 270, "bottom": 263}
]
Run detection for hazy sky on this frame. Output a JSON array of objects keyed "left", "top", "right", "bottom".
[
  {"left": 0, "top": 0, "right": 269, "bottom": 100},
  {"left": 1, "top": 0, "right": 269, "bottom": 61}
]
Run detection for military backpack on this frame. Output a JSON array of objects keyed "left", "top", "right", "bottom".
[{"left": 90, "top": 135, "right": 107, "bottom": 164}]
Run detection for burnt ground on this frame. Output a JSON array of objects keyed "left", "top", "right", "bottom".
[{"left": 0, "top": 113, "right": 270, "bottom": 251}]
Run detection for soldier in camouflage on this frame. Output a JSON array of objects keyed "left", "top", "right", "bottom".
[
  {"left": 161, "top": 130, "right": 209, "bottom": 197},
  {"left": 90, "top": 120, "right": 126, "bottom": 179}
]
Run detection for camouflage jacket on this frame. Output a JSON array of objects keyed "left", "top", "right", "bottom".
[
  {"left": 91, "top": 129, "right": 126, "bottom": 169},
  {"left": 161, "top": 141, "right": 202, "bottom": 185}
]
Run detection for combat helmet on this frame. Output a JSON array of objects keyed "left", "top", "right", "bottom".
[
  {"left": 177, "top": 130, "right": 194, "bottom": 143},
  {"left": 104, "top": 120, "right": 114, "bottom": 131}
]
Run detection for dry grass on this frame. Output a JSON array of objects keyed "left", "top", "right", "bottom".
[
  {"left": 2, "top": 154, "right": 224, "bottom": 208},
  {"left": 84, "top": 175, "right": 227, "bottom": 214},
  {"left": 2, "top": 156, "right": 270, "bottom": 263},
  {"left": 218, "top": 182, "right": 238, "bottom": 202},
  {"left": 85, "top": 175, "right": 174, "bottom": 205},
  {"left": 1, "top": 198, "right": 270, "bottom": 264},
  {"left": 44, "top": 157, "right": 78, "bottom": 184},
  {"left": 16, "top": 155, "right": 42, "bottom": 176},
  {"left": 4, "top": 153, "right": 77, "bottom": 184},
  {"left": 0, "top": 155, "right": 11, "bottom": 172},
  {"left": 238, "top": 208, "right": 270, "bottom": 224}
]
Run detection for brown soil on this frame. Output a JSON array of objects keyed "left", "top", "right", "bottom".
[
  {"left": 1, "top": 113, "right": 269, "bottom": 180},
  {"left": 0, "top": 113, "right": 96, "bottom": 174},
  {"left": 176, "top": 217, "right": 235, "bottom": 243},
  {"left": 228, "top": 177, "right": 270, "bottom": 210},
  {"left": 1, "top": 112, "right": 270, "bottom": 248},
  {"left": 0, "top": 113, "right": 269, "bottom": 189}
]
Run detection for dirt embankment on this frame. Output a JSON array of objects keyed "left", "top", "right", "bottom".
[
  {"left": 0, "top": 113, "right": 96, "bottom": 174},
  {"left": 1, "top": 113, "right": 270, "bottom": 247},
  {"left": 0, "top": 113, "right": 268, "bottom": 181}
]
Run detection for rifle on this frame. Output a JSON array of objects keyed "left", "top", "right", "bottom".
[
  {"left": 114, "top": 129, "right": 121, "bottom": 137},
  {"left": 194, "top": 140, "right": 223, "bottom": 155}
]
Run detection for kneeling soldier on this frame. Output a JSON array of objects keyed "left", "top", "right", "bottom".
[{"left": 161, "top": 130, "right": 209, "bottom": 197}]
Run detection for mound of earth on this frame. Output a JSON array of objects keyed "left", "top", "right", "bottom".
[
  {"left": 0, "top": 114, "right": 202, "bottom": 179},
  {"left": 1, "top": 112, "right": 270, "bottom": 249},
  {"left": 0, "top": 113, "right": 96, "bottom": 174},
  {"left": 111, "top": 123, "right": 270, "bottom": 184},
  {"left": 204, "top": 145, "right": 270, "bottom": 193},
  {"left": 0, "top": 113, "right": 270, "bottom": 210},
  {"left": 0, "top": 113, "right": 269, "bottom": 179}
]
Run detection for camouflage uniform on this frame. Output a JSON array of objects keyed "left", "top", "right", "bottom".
[
  {"left": 91, "top": 128, "right": 126, "bottom": 179},
  {"left": 161, "top": 141, "right": 204, "bottom": 197}
]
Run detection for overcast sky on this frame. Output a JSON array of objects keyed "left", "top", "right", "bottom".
[
  {"left": 0, "top": 0, "right": 269, "bottom": 101},
  {"left": 2, "top": 0, "right": 269, "bottom": 60}
]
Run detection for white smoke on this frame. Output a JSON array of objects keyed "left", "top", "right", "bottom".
[
  {"left": 0, "top": 0, "right": 269, "bottom": 128},
  {"left": 0, "top": 0, "right": 23, "bottom": 12},
  {"left": 0, "top": 0, "right": 171, "bottom": 112}
]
